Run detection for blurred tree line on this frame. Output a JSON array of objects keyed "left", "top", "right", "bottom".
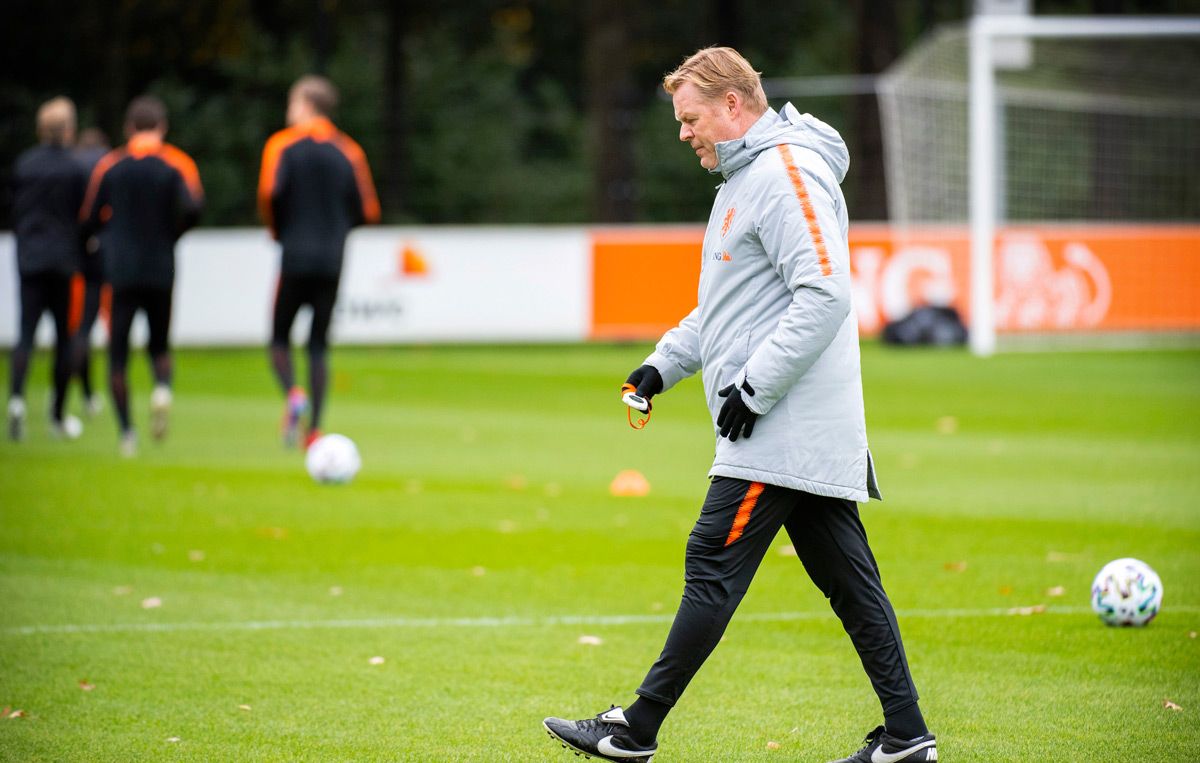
[{"left": 1, "top": 0, "right": 1190, "bottom": 228}]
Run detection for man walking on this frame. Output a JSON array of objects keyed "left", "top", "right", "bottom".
[
  {"left": 543, "top": 47, "right": 937, "bottom": 763},
  {"left": 80, "top": 95, "right": 204, "bottom": 456},
  {"left": 258, "top": 74, "right": 380, "bottom": 448},
  {"left": 71, "top": 126, "right": 112, "bottom": 418},
  {"left": 8, "top": 97, "right": 88, "bottom": 441}
]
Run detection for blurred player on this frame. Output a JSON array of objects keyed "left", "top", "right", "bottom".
[
  {"left": 258, "top": 75, "right": 380, "bottom": 448},
  {"left": 8, "top": 97, "right": 88, "bottom": 441},
  {"left": 71, "top": 126, "right": 111, "bottom": 417},
  {"left": 80, "top": 96, "right": 204, "bottom": 456},
  {"left": 543, "top": 48, "right": 937, "bottom": 763}
]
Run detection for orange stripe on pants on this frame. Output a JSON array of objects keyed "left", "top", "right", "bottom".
[{"left": 724, "top": 481, "right": 765, "bottom": 546}]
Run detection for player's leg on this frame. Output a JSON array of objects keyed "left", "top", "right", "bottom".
[
  {"left": 270, "top": 275, "right": 307, "bottom": 446},
  {"left": 107, "top": 287, "right": 138, "bottom": 454},
  {"left": 72, "top": 275, "right": 104, "bottom": 415},
  {"left": 8, "top": 274, "right": 49, "bottom": 440},
  {"left": 783, "top": 495, "right": 936, "bottom": 763},
  {"left": 145, "top": 285, "right": 174, "bottom": 441},
  {"left": 544, "top": 478, "right": 793, "bottom": 762},
  {"left": 46, "top": 273, "right": 80, "bottom": 438},
  {"left": 304, "top": 275, "right": 339, "bottom": 445}
]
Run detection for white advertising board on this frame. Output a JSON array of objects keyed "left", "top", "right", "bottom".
[{"left": 0, "top": 227, "right": 592, "bottom": 347}]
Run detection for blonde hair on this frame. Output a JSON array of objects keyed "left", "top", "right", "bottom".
[
  {"left": 37, "top": 96, "right": 76, "bottom": 145},
  {"left": 290, "top": 75, "right": 339, "bottom": 116},
  {"left": 662, "top": 47, "right": 767, "bottom": 114}
]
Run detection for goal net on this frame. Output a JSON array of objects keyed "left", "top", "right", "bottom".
[{"left": 878, "top": 17, "right": 1200, "bottom": 353}]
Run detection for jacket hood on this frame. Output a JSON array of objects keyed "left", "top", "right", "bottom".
[{"left": 713, "top": 102, "right": 849, "bottom": 183}]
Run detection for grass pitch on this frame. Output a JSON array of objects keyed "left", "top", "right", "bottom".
[{"left": 1, "top": 343, "right": 1198, "bottom": 762}]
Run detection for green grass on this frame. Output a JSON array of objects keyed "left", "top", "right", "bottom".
[{"left": 1, "top": 343, "right": 1198, "bottom": 762}]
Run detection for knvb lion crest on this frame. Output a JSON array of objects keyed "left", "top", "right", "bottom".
[{"left": 720, "top": 206, "right": 736, "bottom": 238}]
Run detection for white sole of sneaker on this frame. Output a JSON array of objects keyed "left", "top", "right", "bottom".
[{"left": 543, "top": 722, "right": 654, "bottom": 763}]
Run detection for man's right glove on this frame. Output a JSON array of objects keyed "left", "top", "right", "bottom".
[{"left": 624, "top": 364, "right": 663, "bottom": 400}]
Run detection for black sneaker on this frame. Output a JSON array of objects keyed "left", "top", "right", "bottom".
[
  {"left": 543, "top": 705, "right": 657, "bottom": 762},
  {"left": 829, "top": 725, "right": 938, "bottom": 763}
]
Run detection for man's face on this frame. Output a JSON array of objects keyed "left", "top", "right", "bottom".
[{"left": 672, "top": 82, "right": 740, "bottom": 171}]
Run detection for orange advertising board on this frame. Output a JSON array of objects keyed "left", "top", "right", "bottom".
[{"left": 590, "top": 225, "right": 1200, "bottom": 339}]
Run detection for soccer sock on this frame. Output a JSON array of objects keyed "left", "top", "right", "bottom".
[
  {"left": 51, "top": 341, "right": 70, "bottom": 421},
  {"left": 10, "top": 348, "right": 30, "bottom": 398},
  {"left": 884, "top": 702, "right": 928, "bottom": 740},
  {"left": 111, "top": 371, "right": 131, "bottom": 432},
  {"left": 623, "top": 697, "right": 670, "bottom": 746},
  {"left": 77, "top": 340, "right": 93, "bottom": 398},
  {"left": 152, "top": 353, "right": 173, "bottom": 388},
  {"left": 270, "top": 344, "right": 294, "bottom": 392},
  {"left": 308, "top": 348, "right": 328, "bottom": 432}
]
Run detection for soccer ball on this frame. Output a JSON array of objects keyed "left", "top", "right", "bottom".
[
  {"left": 305, "top": 434, "right": 361, "bottom": 484},
  {"left": 1090, "top": 558, "right": 1163, "bottom": 627}
]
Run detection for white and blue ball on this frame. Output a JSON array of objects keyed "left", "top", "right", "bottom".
[
  {"left": 305, "top": 434, "right": 361, "bottom": 485},
  {"left": 1090, "top": 558, "right": 1163, "bottom": 627}
]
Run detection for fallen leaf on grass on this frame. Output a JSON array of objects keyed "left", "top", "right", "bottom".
[
  {"left": 79, "top": 680, "right": 95, "bottom": 692},
  {"left": 166, "top": 736, "right": 181, "bottom": 743},
  {"left": 1163, "top": 699, "right": 1183, "bottom": 711},
  {"left": 255, "top": 527, "right": 289, "bottom": 540},
  {"left": 141, "top": 597, "right": 163, "bottom": 609},
  {"left": 1045, "top": 550, "right": 1079, "bottom": 563},
  {"left": 777, "top": 544, "right": 797, "bottom": 557},
  {"left": 577, "top": 635, "right": 603, "bottom": 646},
  {"left": 329, "top": 586, "right": 343, "bottom": 597},
  {"left": 1189, "top": 631, "right": 1197, "bottom": 639},
  {"left": 766, "top": 741, "right": 782, "bottom": 750},
  {"left": 187, "top": 550, "right": 205, "bottom": 562},
  {"left": 238, "top": 704, "right": 252, "bottom": 711},
  {"left": 5, "top": 708, "right": 26, "bottom": 719},
  {"left": 471, "top": 566, "right": 487, "bottom": 577},
  {"left": 368, "top": 656, "right": 386, "bottom": 665},
  {"left": 112, "top": 585, "right": 133, "bottom": 596},
  {"left": 998, "top": 585, "right": 1013, "bottom": 596},
  {"left": 1045, "top": 586, "right": 1066, "bottom": 597},
  {"left": 504, "top": 474, "right": 528, "bottom": 490},
  {"left": 935, "top": 416, "right": 958, "bottom": 434},
  {"left": 943, "top": 561, "right": 968, "bottom": 573},
  {"left": 1007, "top": 605, "right": 1046, "bottom": 616}
]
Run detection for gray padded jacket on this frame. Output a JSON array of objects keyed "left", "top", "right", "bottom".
[{"left": 644, "top": 103, "right": 881, "bottom": 502}]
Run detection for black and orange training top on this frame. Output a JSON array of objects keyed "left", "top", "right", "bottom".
[
  {"left": 258, "top": 116, "right": 380, "bottom": 277},
  {"left": 79, "top": 132, "right": 204, "bottom": 290}
]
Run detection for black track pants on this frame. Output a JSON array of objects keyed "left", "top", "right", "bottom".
[{"left": 636, "top": 477, "right": 920, "bottom": 716}]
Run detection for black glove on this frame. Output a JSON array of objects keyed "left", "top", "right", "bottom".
[
  {"left": 716, "top": 380, "right": 757, "bottom": 441},
  {"left": 624, "top": 365, "right": 663, "bottom": 399}
]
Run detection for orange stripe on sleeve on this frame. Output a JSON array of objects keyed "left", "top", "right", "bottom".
[
  {"left": 724, "top": 482, "right": 765, "bottom": 546},
  {"left": 777, "top": 144, "right": 833, "bottom": 278},
  {"left": 157, "top": 144, "right": 204, "bottom": 202},
  {"left": 332, "top": 133, "right": 381, "bottom": 224},
  {"left": 79, "top": 149, "right": 124, "bottom": 222},
  {"left": 258, "top": 127, "right": 303, "bottom": 232}
]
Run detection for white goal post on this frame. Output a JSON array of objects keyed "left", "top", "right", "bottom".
[{"left": 968, "top": 15, "right": 1200, "bottom": 355}]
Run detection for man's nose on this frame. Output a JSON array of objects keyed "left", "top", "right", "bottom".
[{"left": 679, "top": 124, "right": 691, "bottom": 142}]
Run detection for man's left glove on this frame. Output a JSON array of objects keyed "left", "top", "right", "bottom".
[{"left": 716, "top": 380, "right": 758, "bottom": 442}]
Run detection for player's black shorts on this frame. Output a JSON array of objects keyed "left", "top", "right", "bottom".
[{"left": 272, "top": 274, "right": 340, "bottom": 351}]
